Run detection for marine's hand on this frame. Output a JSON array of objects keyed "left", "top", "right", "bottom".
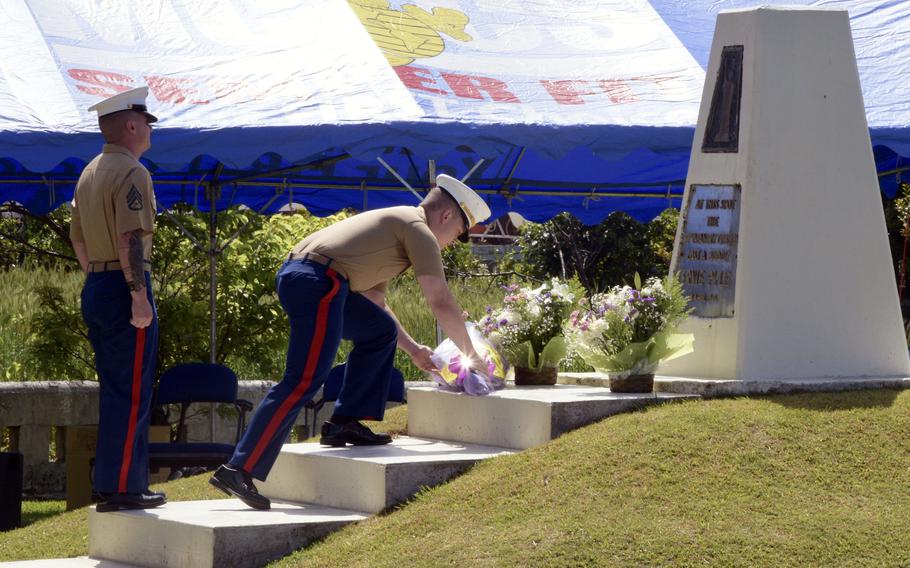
[
  {"left": 130, "top": 293, "right": 153, "bottom": 328},
  {"left": 470, "top": 357, "right": 492, "bottom": 380},
  {"left": 408, "top": 344, "right": 438, "bottom": 373}
]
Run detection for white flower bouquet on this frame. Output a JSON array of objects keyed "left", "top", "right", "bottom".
[
  {"left": 565, "top": 274, "right": 693, "bottom": 390},
  {"left": 480, "top": 278, "right": 576, "bottom": 384}
]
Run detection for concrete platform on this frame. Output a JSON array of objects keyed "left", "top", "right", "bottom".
[
  {"left": 0, "top": 559, "right": 139, "bottom": 568},
  {"left": 87, "top": 499, "right": 367, "bottom": 568},
  {"left": 407, "top": 384, "right": 696, "bottom": 450},
  {"left": 259, "top": 436, "right": 512, "bottom": 513},
  {"left": 559, "top": 372, "right": 910, "bottom": 397}
]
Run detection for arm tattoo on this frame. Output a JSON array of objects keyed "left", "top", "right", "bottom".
[{"left": 128, "top": 230, "right": 146, "bottom": 291}]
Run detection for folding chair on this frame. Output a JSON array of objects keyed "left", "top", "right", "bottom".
[
  {"left": 303, "top": 363, "right": 406, "bottom": 438},
  {"left": 148, "top": 363, "right": 253, "bottom": 474}
]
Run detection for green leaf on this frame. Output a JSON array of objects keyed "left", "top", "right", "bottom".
[
  {"left": 538, "top": 335, "right": 567, "bottom": 369},
  {"left": 503, "top": 341, "right": 534, "bottom": 368},
  {"left": 634, "top": 272, "right": 642, "bottom": 290}
]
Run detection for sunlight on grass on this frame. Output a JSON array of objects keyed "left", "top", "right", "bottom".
[
  {"left": 275, "top": 390, "right": 910, "bottom": 568},
  {"left": 4, "top": 385, "right": 909, "bottom": 566}
]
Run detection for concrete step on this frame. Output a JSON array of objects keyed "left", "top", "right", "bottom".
[
  {"left": 259, "top": 436, "right": 512, "bottom": 513},
  {"left": 408, "top": 384, "right": 698, "bottom": 449},
  {"left": 87, "top": 499, "right": 367, "bottom": 568}
]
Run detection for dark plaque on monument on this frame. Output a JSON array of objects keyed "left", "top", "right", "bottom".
[
  {"left": 702, "top": 45, "right": 743, "bottom": 153},
  {"left": 674, "top": 184, "right": 741, "bottom": 317}
]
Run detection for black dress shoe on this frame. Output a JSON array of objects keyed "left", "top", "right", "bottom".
[
  {"left": 209, "top": 465, "right": 271, "bottom": 510},
  {"left": 95, "top": 490, "right": 165, "bottom": 502},
  {"left": 95, "top": 491, "right": 167, "bottom": 513},
  {"left": 319, "top": 420, "right": 392, "bottom": 447}
]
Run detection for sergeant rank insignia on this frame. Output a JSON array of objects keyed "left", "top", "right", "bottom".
[{"left": 127, "top": 185, "right": 143, "bottom": 211}]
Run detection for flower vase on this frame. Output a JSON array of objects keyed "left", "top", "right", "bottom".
[
  {"left": 514, "top": 366, "right": 558, "bottom": 386},
  {"left": 608, "top": 373, "right": 654, "bottom": 393}
]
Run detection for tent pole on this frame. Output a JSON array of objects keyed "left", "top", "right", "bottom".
[
  {"left": 502, "top": 147, "right": 526, "bottom": 190},
  {"left": 461, "top": 159, "right": 485, "bottom": 183},
  {"left": 377, "top": 157, "right": 423, "bottom": 202},
  {"left": 206, "top": 163, "right": 224, "bottom": 366},
  {"left": 206, "top": 163, "right": 223, "bottom": 445},
  {"left": 209, "top": 199, "right": 217, "bottom": 364}
]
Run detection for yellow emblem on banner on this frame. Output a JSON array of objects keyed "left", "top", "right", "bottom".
[{"left": 348, "top": 0, "right": 472, "bottom": 66}]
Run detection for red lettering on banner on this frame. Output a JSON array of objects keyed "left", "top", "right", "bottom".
[
  {"left": 210, "top": 82, "right": 245, "bottom": 100},
  {"left": 540, "top": 80, "right": 597, "bottom": 105},
  {"left": 441, "top": 72, "right": 520, "bottom": 103},
  {"left": 599, "top": 80, "right": 637, "bottom": 104},
  {"left": 145, "top": 76, "right": 209, "bottom": 104},
  {"left": 68, "top": 69, "right": 134, "bottom": 97},
  {"left": 630, "top": 73, "right": 683, "bottom": 94},
  {"left": 394, "top": 65, "right": 447, "bottom": 95}
]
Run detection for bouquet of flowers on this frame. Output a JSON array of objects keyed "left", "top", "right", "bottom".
[
  {"left": 480, "top": 278, "right": 576, "bottom": 382},
  {"left": 565, "top": 274, "right": 693, "bottom": 382},
  {"left": 430, "top": 323, "right": 507, "bottom": 396}
]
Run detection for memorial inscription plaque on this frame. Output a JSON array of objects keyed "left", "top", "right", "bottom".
[{"left": 674, "top": 184, "right": 741, "bottom": 317}]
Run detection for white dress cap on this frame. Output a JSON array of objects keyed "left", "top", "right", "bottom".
[
  {"left": 435, "top": 174, "right": 491, "bottom": 228},
  {"left": 87, "top": 86, "right": 158, "bottom": 123}
]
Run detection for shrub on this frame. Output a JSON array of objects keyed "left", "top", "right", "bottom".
[{"left": 513, "top": 209, "right": 680, "bottom": 294}]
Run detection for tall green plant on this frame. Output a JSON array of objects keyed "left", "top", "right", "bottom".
[
  {"left": 514, "top": 209, "right": 678, "bottom": 294},
  {"left": 0, "top": 265, "right": 86, "bottom": 380},
  {"left": 0, "top": 205, "right": 75, "bottom": 270},
  {"left": 150, "top": 205, "right": 350, "bottom": 379},
  {"left": 8, "top": 204, "right": 350, "bottom": 380},
  {"left": 27, "top": 285, "right": 95, "bottom": 380}
]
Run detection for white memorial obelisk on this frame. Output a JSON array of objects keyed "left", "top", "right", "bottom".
[{"left": 660, "top": 7, "right": 910, "bottom": 381}]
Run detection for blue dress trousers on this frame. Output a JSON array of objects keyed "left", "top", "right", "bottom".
[
  {"left": 229, "top": 258, "right": 397, "bottom": 481},
  {"left": 81, "top": 271, "right": 158, "bottom": 494}
]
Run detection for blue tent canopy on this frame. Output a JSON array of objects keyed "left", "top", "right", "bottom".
[{"left": 1, "top": 0, "right": 907, "bottom": 224}]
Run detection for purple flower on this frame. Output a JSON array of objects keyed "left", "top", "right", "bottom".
[{"left": 448, "top": 354, "right": 470, "bottom": 385}]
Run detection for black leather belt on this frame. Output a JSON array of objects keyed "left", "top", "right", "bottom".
[
  {"left": 87, "top": 259, "right": 151, "bottom": 273},
  {"left": 287, "top": 251, "right": 333, "bottom": 266}
]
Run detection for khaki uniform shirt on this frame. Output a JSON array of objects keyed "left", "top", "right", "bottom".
[
  {"left": 292, "top": 206, "right": 444, "bottom": 293},
  {"left": 70, "top": 144, "right": 156, "bottom": 263}
]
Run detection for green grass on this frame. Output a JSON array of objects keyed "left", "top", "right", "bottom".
[
  {"left": 8, "top": 393, "right": 910, "bottom": 566},
  {"left": 273, "top": 390, "right": 910, "bottom": 568},
  {"left": 22, "top": 500, "right": 67, "bottom": 525},
  {"left": 0, "top": 406, "right": 409, "bottom": 563},
  {"left": 0, "top": 266, "right": 83, "bottom": 381}
]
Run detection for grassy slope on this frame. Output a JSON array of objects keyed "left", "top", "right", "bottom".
[
  {"left": 276, "top": 390, "right": 910, "bottom": 568},
  {"left": 4, "top": 392, "right": 910, "bottom": 566},
  {"left": 0, "top": 407, "right": 409, "bottom": 562}
]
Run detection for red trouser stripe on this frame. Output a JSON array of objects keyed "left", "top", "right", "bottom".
[
  {"left": 243, "top": 269, "right": 341, "bottom": 473},
  {"left": 119, "top": 326, "right": 146, "bottom": 493}
]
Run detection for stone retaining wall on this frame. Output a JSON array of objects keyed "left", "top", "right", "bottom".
[{"left": 0, "top": 381, "right": 339, "bottom": 497}]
